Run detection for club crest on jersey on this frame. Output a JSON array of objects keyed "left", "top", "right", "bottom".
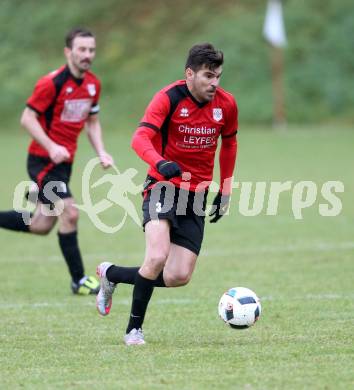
[
  {"left": 66, "top": 87, "right": 73, "bottom": 94},
  {"left": 213, "top": 108, "right": 223, "bottom": 122},
  {"left": 180, "top": 107, "right": 189, "bottom": 117},
  {"left": 87, "top": 83, "right": 96, "bottom": 96}
]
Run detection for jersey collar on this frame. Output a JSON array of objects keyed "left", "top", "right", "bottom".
[
  {"left": 64, "top": 65, "right": 84, "bottom": 86},
  {"left": 183, "top": 82, "right": 209, "bottom": 108}
]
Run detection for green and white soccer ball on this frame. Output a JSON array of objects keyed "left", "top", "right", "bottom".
[{"left": 218, "top": 287, "right": 261, "bottom": 329}]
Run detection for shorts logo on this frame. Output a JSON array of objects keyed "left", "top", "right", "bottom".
[
  {"left": 213, "top": 108, "right": 223, "bottom": 122},
  {"left": 180, "top": 108, "right": 189, "bottom": 117},
  {"left": 87, "top": 83, "right": 96, "bottom": 96}
]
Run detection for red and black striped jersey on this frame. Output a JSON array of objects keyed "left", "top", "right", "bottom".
[
  {"left": 133, "top": 79, "right": 238, "bottom": 191},
  {"left": 26, "top": 65, "right": 101, "bottom": 162}
]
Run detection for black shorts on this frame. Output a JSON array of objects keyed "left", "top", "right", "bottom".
[
  {"left": 142, "top": 181, "right": 208, "bottom": 256},
  {"left": 27, "top": 154, "right": 73, "bottom": 205}
]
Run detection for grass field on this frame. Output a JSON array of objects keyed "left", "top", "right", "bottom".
[{"left": 0, "top": 125, "right": 353, "bottom": 389}]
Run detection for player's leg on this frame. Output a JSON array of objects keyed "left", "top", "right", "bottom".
[
  {"left": 124, "top": 219, "right": 170, "bottom": 345},
  {"left": 160, "top": 196, "right": 205, "bottom": 287},
  {"left": 0, "top": 202, "right": 56, "bottom": 234},
  {"left": 96, "top": 260, "right": 141, "bottom": 317},
  {"left": 29, "top": 203, "right": 57, "bottom": 234},
  {"left": 163, "top": 243, "right": 198, "bottom": 287},
  {"left": 99, "top": 243, "right": 196, "bottom": 289},
  {"left": 95, "top": 261, "right": 166, "bottom": 317},
  {"left": 57, "top": 197, "right": 99, "bottom": 295},
  {"left": 101, "top": 216, "right": 169, "bottom": 285},
  {"left": 0, "top": 209, "right": 32, "bottom": 233},
  {"left": 100, "top": 264, "right": 139, "bottom": 285},
  {"left": 0, "top": 154, "right": 57, "bottom": 234},
  {"left": 105, "top": 232, "right": 199, "bottom": 290},
  {"left": 96, "top": 185, "right": 172, "bottom": 315},
  {"left": 98, "top": 263, "right": 166, "bottom": 286}
]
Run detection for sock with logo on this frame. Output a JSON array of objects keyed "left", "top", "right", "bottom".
[
  {"left": 0, "top": 210, "right": 31, "bottom": 232},
  {"left": 107, "top": 265, "right": 166, "bottom": 287},
  {"left": 126, "top": 272, "right": 155, "bottom": 333},
  {"left": 58, "top": 231, "right": 85, "bottom": 283}
]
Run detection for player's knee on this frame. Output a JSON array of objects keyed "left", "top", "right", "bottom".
[
  {"left": 146, "top": 253, "right": 168, "bottom": 273},
  {"left": 166, "top": 270, "right": 192, "bottom": 287},
  {"left": 63, "top": 206, "right": 79, "bottom": 226}
]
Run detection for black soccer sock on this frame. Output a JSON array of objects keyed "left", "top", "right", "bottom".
[
  {"left": 107, "top": 265, "right": 166, "bottom": 287},
  {"left": 0, "top": 210, "right": 31, "bottom": 232},
  {"left": 106, "top": 265, "right": 139, "bottom": 284},
  {"left": 58, "top": 231, "right": 85, "bottom": 283},
  {"left": 126, "top": 272, "right": 155, "bottom": 333},
  {"left": 154, "top": 270, "right": 166, "bottom": 287}
]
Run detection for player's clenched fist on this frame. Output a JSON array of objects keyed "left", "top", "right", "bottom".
[
  {"left": 156, "top": 160, "right": 182, "bottom": 179},
  {"left": 48, "top": 143, "right": 70, "bottom": 164},
  {"left": 99, "top": 150, "right": 114, "bottom": 169}
]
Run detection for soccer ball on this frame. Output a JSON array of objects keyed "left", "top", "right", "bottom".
[{"left": 218, "top": 287, "right": 261, "bottom": 329}]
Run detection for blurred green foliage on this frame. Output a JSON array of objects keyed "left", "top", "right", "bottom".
[{"left": 0, "top": 0, "right": 353, "bottom": 128}]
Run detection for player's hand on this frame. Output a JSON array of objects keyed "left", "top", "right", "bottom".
[
  {"left": 48, "top": 143, "right": 70, "bottom": 164},
  {"left": 99, "top": 150, "right": 114, "bottom": 169},
  {"left": 156, "top": 160, "right": 182, "bottom": 179},
  {"left": 209, "top": 191, "right": 230, "bottom": 223}
]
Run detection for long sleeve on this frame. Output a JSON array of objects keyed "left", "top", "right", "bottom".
[
  {"left": 219, "top": 134, "right": 237, "bottom": 195},
  {"left": 131, "top": 126, "right": 163, "bottom": 168}
]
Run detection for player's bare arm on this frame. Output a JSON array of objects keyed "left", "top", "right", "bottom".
[
  {"left": 86, "top": 113, "right": 114, "bottom": 169},
  {"left": 20, "top": 107, "right": 70, "bottom": 164}
]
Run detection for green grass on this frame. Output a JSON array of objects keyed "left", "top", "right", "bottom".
[{"left": 0, "top": 126, "right": 353, "bottom": 389}]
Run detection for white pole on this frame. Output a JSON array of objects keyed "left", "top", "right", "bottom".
[{"left": 263, "top": 0, "right": 287, "bottom": 127}]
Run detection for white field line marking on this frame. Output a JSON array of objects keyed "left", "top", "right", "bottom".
[
  {"left": 3, "top": 241, "right": 354, "bottom": 263},
  {"left": 1, "top": 294, "right": 354, "bottom": 310}
]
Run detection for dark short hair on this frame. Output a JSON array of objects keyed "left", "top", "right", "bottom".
[
  {"left": 185, "top": 43, "right": 224, "bottom": 71},
  {"left": 65, "top": 27, "right": 95, "bottom": 48}
]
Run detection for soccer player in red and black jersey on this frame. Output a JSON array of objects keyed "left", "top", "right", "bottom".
[
  {"left": 96, "top": 43, "right": 238, "bottom": 344},
  {"left": 0, "top": 28, "right": 114, "bottom": 295}
]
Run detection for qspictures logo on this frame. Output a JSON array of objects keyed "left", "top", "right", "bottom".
[{"left": 12, "top": 158, "right": 345, "bottom": 233}]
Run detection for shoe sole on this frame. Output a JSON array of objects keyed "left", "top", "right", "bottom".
[
  {"left": 96, "top": 265, "right": 113, "bottom": 316},
  {"left": 96, "top": 292, "right": 112, "bottom": 316}
]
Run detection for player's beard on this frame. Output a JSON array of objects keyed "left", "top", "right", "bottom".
[
  {"left": 71, "top": 55, "right": 92, "bottom": 76},
  {"left": 196, "top": 82, "right": 216, "bottom": 102},
  {"left": 205, "top": 87, "right": 216, "bottom": 101},
  {"left": 199, "top": 90, "right": 215, "bottom": 103},
  {"left": 77, "top": 60, "right": 91, "bottom": 73},
  {"left": 188, "top": 78, "right": 216, "bottom": 103}
]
